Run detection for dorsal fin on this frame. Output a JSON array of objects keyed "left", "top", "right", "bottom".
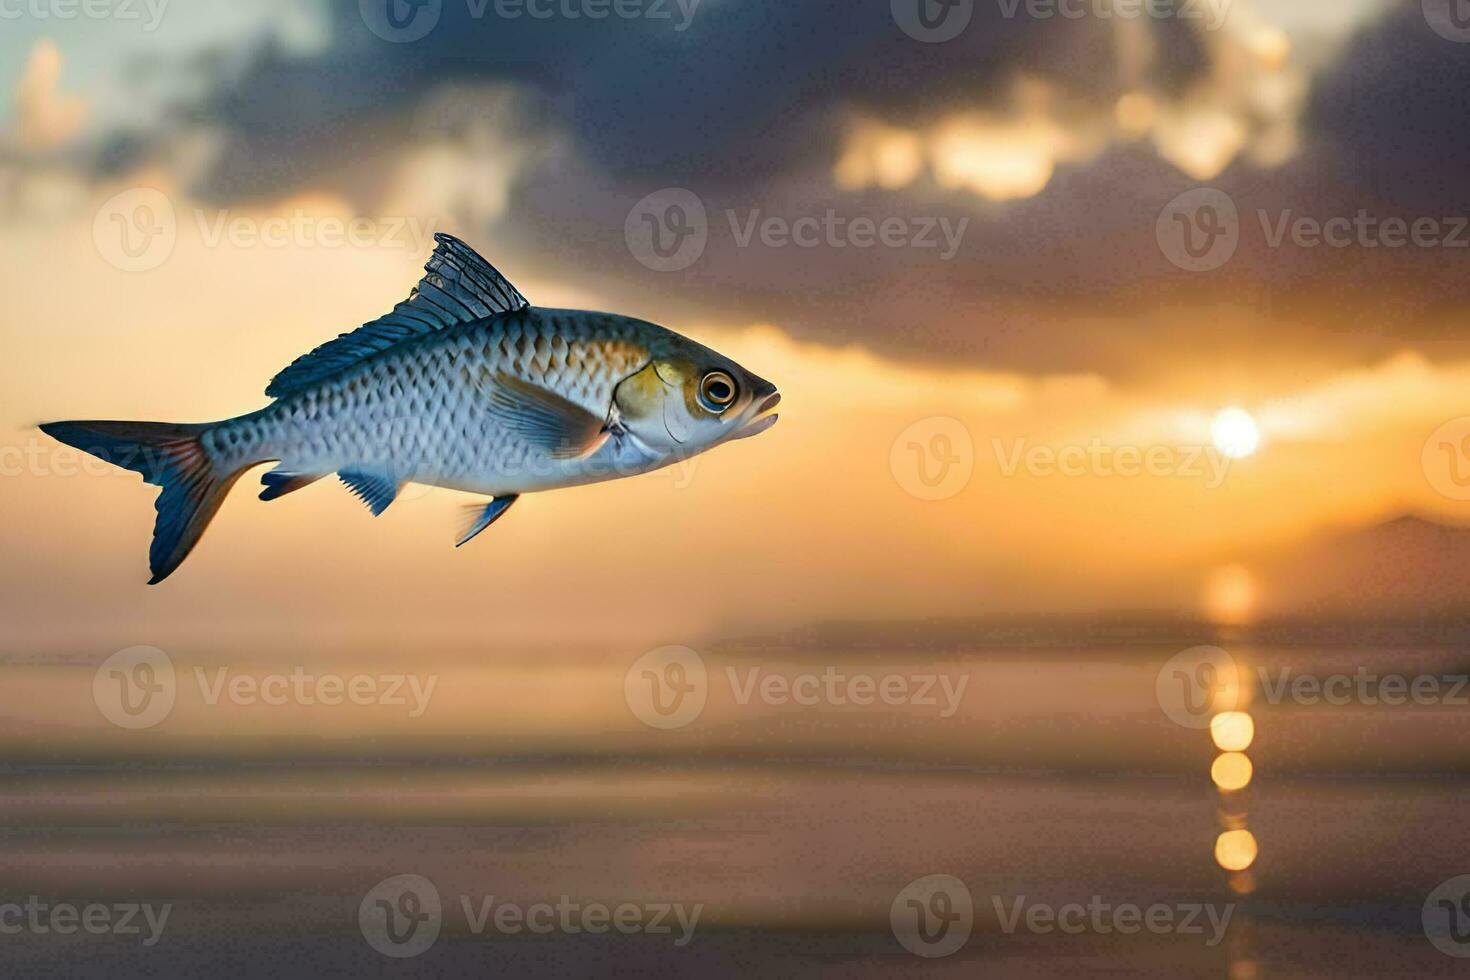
[{"left": 264, "top": 233, "right": 530, "bottom": 398}]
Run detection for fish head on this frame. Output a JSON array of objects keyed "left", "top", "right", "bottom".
[{"left": 612, "top": 334, "right": 780, "bottom": 460}]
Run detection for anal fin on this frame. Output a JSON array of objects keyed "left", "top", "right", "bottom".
[
  {"left": 260, "top": 468, "right": 328, "bottom": 502},
  {"left": 339, "top": 467, "right": 401, "bottom": 516},
  {"left": 456, "top": 495, "right": 519, "bottom": 547}
]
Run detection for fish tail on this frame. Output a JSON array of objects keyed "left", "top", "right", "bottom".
[{"left": 38, "top": 419, "right": 255, "bottom": 584}]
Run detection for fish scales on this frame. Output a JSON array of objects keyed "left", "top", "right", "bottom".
[
  {"left": 209, "top": 310, "right": 651, "bottom": 491},
  {"left": 41, "top": 234, "right": 779, "bottom": 581}
]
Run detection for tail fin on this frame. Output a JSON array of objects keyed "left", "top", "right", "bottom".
[{"left": 39, "top": 420, "right": 248, "bottom": 584}]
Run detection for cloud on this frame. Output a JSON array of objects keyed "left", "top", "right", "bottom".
[
  {"left": 833, "top": 1, "right": 1323, "bottom": 200},
  {"left": 13, "top": 40, "right": 87, "bottom": 151},
  {"left": 9, "top": 0, "right": 1470, "bottom": 379},
  {"left": 1310, "top": 2, "right": 1470, "bottom": 213}
]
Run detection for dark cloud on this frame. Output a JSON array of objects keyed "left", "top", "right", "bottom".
[
  {"left": 1310, "top": 4, "right": 1470, "bottom": 213},
  {"left": 87, "top": 0, "right": 1470, "bottom": 376}
]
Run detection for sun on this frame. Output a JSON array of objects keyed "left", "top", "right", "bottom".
[{"left": 1210, "top": 407, "right": 1260, "bottom": 460}]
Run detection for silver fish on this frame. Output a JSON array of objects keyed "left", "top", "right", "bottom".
[{"left": 42, "top": 234, "right": 780, "bottom": 582}]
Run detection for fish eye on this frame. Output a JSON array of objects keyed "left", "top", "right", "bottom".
[{"left": 698, "top": 371, "right": 737, "bottom": 413}]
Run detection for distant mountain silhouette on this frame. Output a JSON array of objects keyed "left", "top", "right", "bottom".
[
  {"left": 1241, "top": 513, "right": 1470, "bottom": 620},
  {"left": 715, "top": 514, "right": 1470, "bottom": 654}
]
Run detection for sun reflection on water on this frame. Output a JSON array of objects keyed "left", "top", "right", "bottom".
[
  {"left": 1205, "top": 654, "right": 1259, "bottom": 979},
  {"left": 1210, "top": 711, "right": 1255, "bottom": 752},
  {"left": 1215, "top": 829, "right": 1260, "bottom": 872},
  {"left": 1211, "top": 752, "right": 1254, "bottom": 791}
]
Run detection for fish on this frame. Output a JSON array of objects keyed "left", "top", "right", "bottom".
[{"left": 40, "top": 234, "right": 780, "bottom": 583}]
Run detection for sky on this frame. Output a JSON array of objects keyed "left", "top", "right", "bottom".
[{"left": 1, "top": 0, "right": 1468, "bottom": 652}]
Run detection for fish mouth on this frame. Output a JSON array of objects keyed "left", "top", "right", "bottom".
[{"left": 729, "top": 390, "right": 780, "bottom": 442}]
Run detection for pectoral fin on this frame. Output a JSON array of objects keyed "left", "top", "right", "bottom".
[
  {"left": 481, "top": 372, "right": 610, "bottom": 460},
  {"left": 456, "top": 495, "right": 519, "bottom": 547}
]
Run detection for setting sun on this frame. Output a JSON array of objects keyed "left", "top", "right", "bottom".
[{"left": 1211, "top": 408, "right": 1261, "bottom": 460}]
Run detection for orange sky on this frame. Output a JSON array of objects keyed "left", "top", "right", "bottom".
[
  {"left": 4, "top": 8, "right": 1470, "bottom": 656},
  {"left": 1, "top": 179, "right": 1466, "bottom": 655}
]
